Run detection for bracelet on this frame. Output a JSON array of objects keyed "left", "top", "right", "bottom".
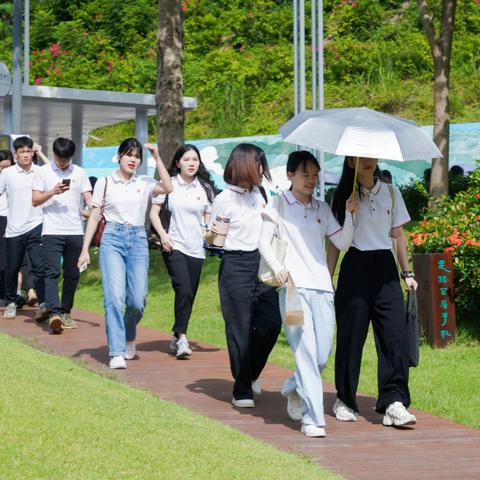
[{"left": 401, "top": 271, "right": 415, "bottom": 279}]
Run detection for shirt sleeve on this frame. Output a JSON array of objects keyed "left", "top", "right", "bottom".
[
  {"left": 31, "top": 168, "right": 44, "bottom": 192},
  {"left": 0, "top": 171, "right": 6, "bottom": 195},
  {"left": 392, "top": 186, "right": 411, "bottom": 227},
  {"left": 91, "top": 177, "right": 107, "bottom": 208},
  {"left": 323, "top": 202, "right": 342, "bottom": 237},
  {"left": 208, "top": 191, "right": 229, "bottom": 229},
  {"left": 152, "top": 193, "right": 166, "bottom": 205},
  {"left": 79, "top": 170, "right": 93, "bottom": 193}
]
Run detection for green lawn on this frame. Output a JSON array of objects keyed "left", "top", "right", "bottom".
[
  {"left": 75, "top": 251, "right": 480, "bottom": 430},
  {"left": 0, "top": 333, "right": 338, "bottom": 480}
]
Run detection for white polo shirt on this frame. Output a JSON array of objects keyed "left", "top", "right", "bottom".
[
  {"left": 32, "top": 161, "right": 92, "bottom": 235},
  {"left": 0, "top": 163, "right": 42, "bottom": 237},
  {"left": 262, "top": 191, "right": 346, "bottom": 291},
  {"left": 352, "top": 180, "right": 410, "bottom": 251},
  {"left": 92, "top": 171, "right": 158, "bottom": 226},
  {"left": 153, "top": 174, "right": 212, "bottom": 258},
  {"left": 210, "top": 184, "right": 270, "bottom": 252}
]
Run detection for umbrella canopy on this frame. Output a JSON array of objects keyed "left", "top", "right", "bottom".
[{"left": 280, "top": 107, "right": 442, "bottom": 161}]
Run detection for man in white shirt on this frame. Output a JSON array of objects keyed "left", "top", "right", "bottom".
[
  {"left": 0, "top": 137, "right": 46, "bottom": 320},
  {"left": 32, "top": 137, "right": 92, "bottom": 333}
]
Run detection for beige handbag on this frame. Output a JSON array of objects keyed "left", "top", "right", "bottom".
[{"left": 258, "top": 194, "right": 288, "bottom": 287}]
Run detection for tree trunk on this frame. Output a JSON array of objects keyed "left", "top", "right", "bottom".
[
  {"left": 156, "top": 0, "right": 184, "bottom": 170},
  {"left": 430, "top": 57, "right": 450, "bottom": 198},
  {"left": 417, "top": 0, "right": 457, "bottom": 199}
]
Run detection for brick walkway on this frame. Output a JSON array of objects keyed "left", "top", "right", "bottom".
[{"left": 1, "top": 307, "right": 479, "bottom": 479}]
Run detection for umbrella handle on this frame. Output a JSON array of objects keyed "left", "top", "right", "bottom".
[{"left": 352, "top": 157, "right": 359, "bottom": 198}]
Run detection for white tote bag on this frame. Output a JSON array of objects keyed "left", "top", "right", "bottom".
[{"left": 258, "top": 194, "right": 288, "bottom": 287}]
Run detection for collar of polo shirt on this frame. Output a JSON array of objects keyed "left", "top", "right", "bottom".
[
  {"left": 15, "top": 162, "right": 35, "bottom": 174},
  {"left": 51, "top": 160, "right": 73, "bottom": 175},
  {"left": 284, "top": 190, "right": 317, "bottom": 210},
  {"left": 176, "top": 173, "right": 199, "bottom": 189},
  {"left": 227, "top": 184, "right": 250, "bottom": 194},
  {"left": 111, "top": 170, "right": 137, "bottom": 184},
  {"left": 360, "top": 179, "right": 381, "bottom": 196}
]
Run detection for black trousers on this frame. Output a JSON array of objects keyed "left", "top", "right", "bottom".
[
  {"left": 162, "top": 249, "right": 204, "bottom": 335},
  {"left": 334, "top": 248, "right": 410, "bottom": 414},
  {"left": 5, "top": 224, "right": 45, "bottom": 305},
  {"left": 0, "top": 216, "right": 7, "bottom": 299},
  {"left": 43, "top": 234, "right": 83, "bottom": 314},
  {"left": 219, "top": 250, "right": 282, "bottom": 400}
]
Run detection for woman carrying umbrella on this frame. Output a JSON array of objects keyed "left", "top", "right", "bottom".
[{"left": 327, "top": 156, "right": 418, "bottom": 427}]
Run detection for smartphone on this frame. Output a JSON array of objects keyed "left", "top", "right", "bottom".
[
  {"left": 79, "top": 262, "right": 88, "bottom": 273},
  {"left": 62, "top": 179, "right": 71, "bottom": 187}
]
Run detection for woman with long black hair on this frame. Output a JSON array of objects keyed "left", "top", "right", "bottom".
[
  {"left": 150, "top": 144, "right": 217, "bottom": 359},
  {"left": 327, "top": 156, "right": 418, "bottom": 427},
  {"left": 209, "top": 143, "right": 282, "bottom": 408}
]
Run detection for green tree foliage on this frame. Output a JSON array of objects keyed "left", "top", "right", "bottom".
[{"left": 0, "top": 0, "right": 479, "bottom": 141}]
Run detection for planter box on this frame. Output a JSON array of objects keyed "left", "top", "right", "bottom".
[{"left": 413, "top": 253, "right": 456, "bottom": 348}]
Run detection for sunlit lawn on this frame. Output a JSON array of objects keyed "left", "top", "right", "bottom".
[
  {"left": 0, "top": 334, "right": 338, "bottom": 480},
  {"left": 75, "top": 250, "right": 480, "bottom": 430}
]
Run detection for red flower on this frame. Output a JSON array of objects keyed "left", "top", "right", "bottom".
[
  {"left": 444, "top": 246, "right": 455, "bottom": 254},
  {"left": 49, "top": 43, "right": 61, "bottom": 52},
  {"left": 476, "top": 193, "right": 480, "bottom": 200},
  {"left": 445, "top": 230, "right": 463, "bottom": 245},
  {"left": 34, "top": 77, "right": 43, "bottom": 85},
  {"left": 107, "top": 60, "right": 113, "bottom": 72},
  {"left": 412, "top": 233, "right": 429, "bottom": 246}
]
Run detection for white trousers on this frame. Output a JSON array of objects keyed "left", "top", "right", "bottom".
[{"left": 279, "top": 287, "right": 335, "bottom": 427}]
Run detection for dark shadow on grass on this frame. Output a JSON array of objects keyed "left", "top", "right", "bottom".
[{"left": 186, "top": 377, "right": 300, "bottom": 432}]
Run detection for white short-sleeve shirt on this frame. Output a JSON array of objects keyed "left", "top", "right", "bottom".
[
  {"left": 263, "top": 191, "right": 342, "bottom": 291},
  {"left": 352, "top": 180, "right": 410, "bottom": 251},
  {"left": 152, "top": 174, "right": 212, "bottom": 258},
  {"left": 92, "top": 171, "right": 158, "bottom": 226},
  {"left": 209, "top": 184, "right": 270, "bottom": 252},
  {"left": 0, "top": 163, "right": 43, "bottom": 237},
  {"left": 32, "top": 161, "right": 92, "bottom": 235}
]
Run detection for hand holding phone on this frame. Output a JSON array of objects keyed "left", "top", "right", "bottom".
[
  {"left": 62, "top": 179, "right": 71, "bottom": 188},
  {"left": 79, "top": 262, "right": 88, "bottom": 273}
]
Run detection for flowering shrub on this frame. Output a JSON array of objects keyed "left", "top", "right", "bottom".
[{"left": 409, "top": 168, "right": 480, "bottom": 330}]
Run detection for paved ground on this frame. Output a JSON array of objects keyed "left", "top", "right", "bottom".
[{"left": 1, "top": 307, "right": 479, "bottom": 479}]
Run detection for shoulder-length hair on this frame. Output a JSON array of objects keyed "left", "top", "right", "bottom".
[
  {"left": 223, "top": 143, "right": 271, "bottom": 187},
  {"left": 118, "top": 138, "right": 143, "bottom": 164},
  {"left": 169, "top": 144, "right": 219, "bottom": 202}
]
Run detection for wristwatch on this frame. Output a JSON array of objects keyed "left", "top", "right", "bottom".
[{"left": 401, "top": 271, "right": 415, "bottom": 279}]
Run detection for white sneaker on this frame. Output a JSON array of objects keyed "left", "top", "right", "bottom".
[
  {"left": 287, "top": 390, "right": 303, "bottom": 422},
  {"left": 232, "top": 398, "right": 255, "bottom": 408},
  {"left": 3, "top": 303, "right": 16, "bottom": 319},
  {"left": 169, "top": 335, "right": 178, "bottom": 352},
  {"left": 176, "top": 338, "right": 192, "bottom": 359},
  {"left": 109, "top": 356, "right": 127, "bottom": 369},
  {"left": 333, "top": 398, "right": 358, "bottom": 422},
  {"left": 124, "top": 341, "right": 136, "bottom": 360},
  {"left": 383, "top": 402, "right": 417, "bottom": 427},
  {"left": 252, "top": 379, "right": 261, "bottom": 395},
  {"left": 301, "top": 424, "right": 326, "bottom": 437}
]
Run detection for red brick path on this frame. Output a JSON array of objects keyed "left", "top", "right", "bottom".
[{"left": 1, "top": 308, "right": 479, "bottom": 479}]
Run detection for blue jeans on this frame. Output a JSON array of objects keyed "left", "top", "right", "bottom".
[
  {"left": 279, "top": 287, "right": 335, "bottom": 427},
  {"left": 100, "top": 222, "right": 149, "bottom": 357}
]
